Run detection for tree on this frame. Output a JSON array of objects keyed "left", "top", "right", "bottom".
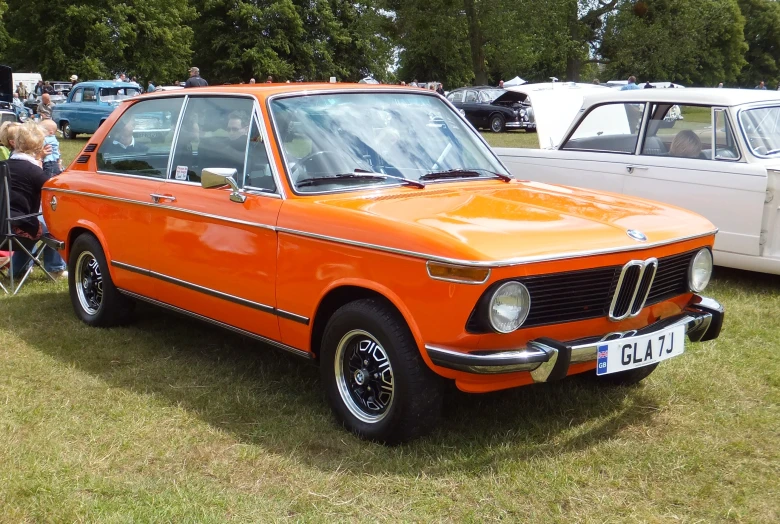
[
  {"left": 0, "top": 0, "right": 194, "bottom": 84},
  {"left": 600, "top": 0, "right": 747, "bottom": 86},
  {"left": 190, "top": 0, "right": 394, "bottom": 84},
  {"left": 737, "top": 0, "right": 780, "bottom": 88}
]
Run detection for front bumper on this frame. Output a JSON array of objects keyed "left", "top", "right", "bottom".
[
  {"left": 426, "top": 296, "right": 723, "bottom": 381},
  {"left": 505, "top": 121, "right": 533, "bottom": 129}
]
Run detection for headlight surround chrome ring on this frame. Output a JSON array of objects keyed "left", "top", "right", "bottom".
[
  {"left": 689, "top": 248, "right": 713, "bottom": 293},
  {"left": 488, "top": 281, "right": 531, "bottom": 333}
]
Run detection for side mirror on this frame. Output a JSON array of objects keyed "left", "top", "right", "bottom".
[{"left": 201, "top": 168, "right": 246, "bottom": 203}]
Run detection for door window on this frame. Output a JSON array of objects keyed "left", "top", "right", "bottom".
[
  {"left": 642, "top": 104, "right": 711, "bottom": 159},
  {"left": 562, "top": 103, "right": 645, "bottom": 153},
  {"left": 464, "top": 90, "right": 477, "bottom": 103},
  {"left": 96, "top": 97, "right": 184, "bottom": 178},
  {"left": 169, "top": 96, "right": 255, "bottom": 184},
  {"left": 448, "top": 91, "right": 463, "bottom": 103},
  {"left": 71, "top": 88, "right": 83, "bottom": 103},
  {"left": 82, "top": 88, "right": 96, "bottom": 102}
]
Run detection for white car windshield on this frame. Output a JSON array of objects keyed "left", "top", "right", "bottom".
[
  {"left": 99, "top": 87, "right": 140, "bottom": 102},
  {"left": 270, "top": 92, "right": 508, "bottom": 193},
  {"left": 740, "top": 106, "right": 780, "bottom": 156}
]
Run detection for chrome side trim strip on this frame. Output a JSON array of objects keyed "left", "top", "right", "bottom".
[
  {"left": 111, "top": 261, "right": 310, "bottom": 325},
  {"left": 116, "top": 289, "right": 313, "bottom": 359},
  {"left": 44, "top": 188, "right": 277, "bottom": 231},
  {"left": 277, "top": 227, "right": 719, "bottom": 268},
  {"left": 46, "top": 187, "right": 718, "bottom": 268}
]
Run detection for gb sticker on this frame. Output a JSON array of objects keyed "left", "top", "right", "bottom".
[{"left": 175, "top": 165, "right": 188, "bottom": 181}]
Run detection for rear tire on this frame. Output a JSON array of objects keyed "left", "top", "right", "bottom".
[
  {"left": 61, "top": 121, "right": 76, "bottom": 139},
  {"left": 320, "top": 298, "right": 443, "bottom": 443},
  {"left": 596, "top": 363, "right": 658, "bottom": 386},
  {"left": 68, "top": 233, "right": 134, "bottom": 327}
]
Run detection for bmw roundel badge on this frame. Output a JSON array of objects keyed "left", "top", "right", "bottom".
[{"left": 626, "top": 229, "right": 647, "bottom": 242}]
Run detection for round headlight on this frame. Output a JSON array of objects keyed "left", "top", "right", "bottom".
[
  {"left": 689, "top": 248, "right": 713, "bottom": 292},
  {"left": 488, "top": 282, "right": 531, "bottom": 333}
]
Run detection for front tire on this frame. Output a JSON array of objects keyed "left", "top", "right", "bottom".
[
  {"left": 320, "top": 298, "right": 443, "bottom": 443},
  {"left": 68, "top": 233, "right": 133, "bottom": 327},
  {"left": 490, "top": 114, "right": 505, "bottom": 133}
]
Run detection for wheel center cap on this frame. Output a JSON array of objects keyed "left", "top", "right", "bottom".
[{"left": 354, "top": 369, "right": 366, "bottom": 386}]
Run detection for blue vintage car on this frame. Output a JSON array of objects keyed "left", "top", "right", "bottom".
[{"left": 52, "top": 80, "right": 141, "bottom": 138}]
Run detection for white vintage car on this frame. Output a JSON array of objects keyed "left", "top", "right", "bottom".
[{"left": 496, "top": 88, "right": 780, "bottom": 275}]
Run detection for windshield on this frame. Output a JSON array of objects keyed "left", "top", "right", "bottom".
[
  {"left": 270, "top": 92, "right": 507, "bottom": 193},
  {"left": 99, "top": 87, "right": 140, "bottom": 102},
  {"left": 739, "top": 106, "right": 780, "bottom": 156},
  {"left": 480, "top": 89, "right": 505, "bottom": 102}
]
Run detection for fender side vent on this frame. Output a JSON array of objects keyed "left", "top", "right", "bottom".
[
  {"left": 76, "top": 155, "right": 90, "bottom": 164},
  {"left": 84, "top": 143, "right": 98, "bottom": 152}
]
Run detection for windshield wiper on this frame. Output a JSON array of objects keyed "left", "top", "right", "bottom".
[
  {"left": 420, "top": 168, "right": 512, "bottom": 182},
  {"left": 296, "top": 170, "right": 425, "bottom": 189}
]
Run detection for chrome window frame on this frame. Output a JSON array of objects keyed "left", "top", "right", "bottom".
[
  {"left": 711, "top": 106, "right": 742, "bottom": 162},
  {"left": 95, "top": 92, "right": 285, "bottom": 199},
  {"left": 265, "top": 88, "right": 513, "bottom": 197}
]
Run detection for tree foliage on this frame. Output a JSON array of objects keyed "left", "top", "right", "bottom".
[
  {"left": 0, "top": 0, "right": 194, "bottom": 83},
  {"left": 600, "top": 0, "right": 747, "bottom": 85},
  {"left": 190, "top": 0, "right": 394, "bottom": 84},
  {"left": 737, "top": 0, "right": 780, "bottom": 88}
]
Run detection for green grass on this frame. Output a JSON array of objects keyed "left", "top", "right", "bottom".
[
  {"left": 1, "top": 270, "right": 778, "bottom": 521},
  {"left": 481, "top": 130, "right": 540, "bottom": 149},
  {"left": 60, "top": 137, "right": 90, "bottom": 167},
  {"left": 13, "top": 127, "right": 773, "bottom": 521}
]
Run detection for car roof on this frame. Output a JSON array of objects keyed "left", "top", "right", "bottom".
[
  {"left": 75, "top": 80, "right": 140, "bottom": 88},
  {"left": 580, "top": 87, "right": 780, "bottom": 108},
  {"left": 135, "top": 83, "right": 445, "bottom": 100}
]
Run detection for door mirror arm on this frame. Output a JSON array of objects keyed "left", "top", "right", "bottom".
[{"left": 201, "top": 168, "right": 247, "bottom": 203}]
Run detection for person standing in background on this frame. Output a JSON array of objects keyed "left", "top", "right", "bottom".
[{"left": 184, "top": 67, "right": 208, "bottom": 88}]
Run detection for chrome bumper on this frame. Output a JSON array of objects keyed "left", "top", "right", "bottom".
[
  {"left": 426, "top": 296, "right": 723, "bottom": 381},
  {"left": 505, "top": 121, "right": 532, "bottom": 129}
]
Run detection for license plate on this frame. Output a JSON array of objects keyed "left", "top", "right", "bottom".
[{"left": 596, "top": 324, "right": 685, "bottom": 375}]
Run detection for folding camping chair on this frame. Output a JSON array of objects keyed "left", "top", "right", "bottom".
[{"left": 0, "top": 161, "right": 60, "bottom": 294}]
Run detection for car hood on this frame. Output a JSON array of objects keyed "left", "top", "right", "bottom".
[{"left": 280, "top": 181, "right": 715, "bottom": 264}]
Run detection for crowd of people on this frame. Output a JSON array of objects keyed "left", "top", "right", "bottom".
[{"left": 0, "top": 117, "right": 66, "bottom": 278}]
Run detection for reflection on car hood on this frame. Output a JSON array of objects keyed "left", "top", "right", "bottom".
[{"left": 280, "top": 181, "right": 715, "bottom": 264}]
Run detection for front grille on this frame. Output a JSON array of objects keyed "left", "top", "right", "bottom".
[{"left": 466, "top": 250, "right": 697, "bottom": 332}]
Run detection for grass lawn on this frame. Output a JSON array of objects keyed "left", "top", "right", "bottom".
[{"left": 2, "top": 129, "right": 774, "bottom": 520}]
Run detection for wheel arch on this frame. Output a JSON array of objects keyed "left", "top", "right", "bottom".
[
  {"left": 66, "top": 222, "right": 115, "bottom": 279},
  {"left": 309, "top": 283, "right": 424, "bottom": 360}
]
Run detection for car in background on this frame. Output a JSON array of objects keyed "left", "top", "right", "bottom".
[
  {"left": 446, "top": 86, "right": 533, "bottom": 132},
  {"left": 52, "top": 80, "right": 141, "bottom": 138},
  {"left": 24, "top": 93, "right": 67, "bottom": 115},
  {"left": 495, "top": 88, "right": 780, "bottom": 275},
  {"left": 43, "top": 83, "right": 723, "bottom": 443}
]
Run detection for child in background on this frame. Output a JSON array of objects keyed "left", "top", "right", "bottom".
[{"left": 39, "top": 119, "right": 62, "bottom": 177}]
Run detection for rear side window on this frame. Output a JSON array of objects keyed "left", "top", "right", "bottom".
[
  {"left": 97, "top": 97, "right": 184, "bottom": 178},
  {"left": 562, "top": 103, "right": 645, "bottom": 154},
  {"left": 448, "top": 91, "right": 463, "bottom": 103},
  {"left": 464, "top": 90, "right": 477, "bottom": 103}
]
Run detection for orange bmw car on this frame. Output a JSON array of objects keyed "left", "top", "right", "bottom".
[{"left": 43, "top": 84, "right": 723, "bottom": 443}]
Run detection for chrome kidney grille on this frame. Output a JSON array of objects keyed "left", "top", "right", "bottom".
[{"left": 608, "top": 258, "right": 659, "bottom": 321}]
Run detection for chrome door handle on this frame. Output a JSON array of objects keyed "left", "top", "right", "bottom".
[
  {"left": 150, "top": 193, "right": 176, "bottom": 203},
  {"left": 626, "top": 165, "right": 649, "bottom": 174}
]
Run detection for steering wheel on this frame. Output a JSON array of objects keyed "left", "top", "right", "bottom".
[{"left": 290, "top": 150, "right": 344, "bottom": 180}]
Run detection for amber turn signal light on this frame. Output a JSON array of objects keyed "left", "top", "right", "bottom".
[{"left": 426, "top": 262, "right": 490, "bottom": 284}]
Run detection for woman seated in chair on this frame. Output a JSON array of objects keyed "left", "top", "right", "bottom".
[
  {"left": 669, "top": 129, "right": 702, "bottom": 158},
  {"left": 7, "top": 122, "right": 67, "bottom": 279}
]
